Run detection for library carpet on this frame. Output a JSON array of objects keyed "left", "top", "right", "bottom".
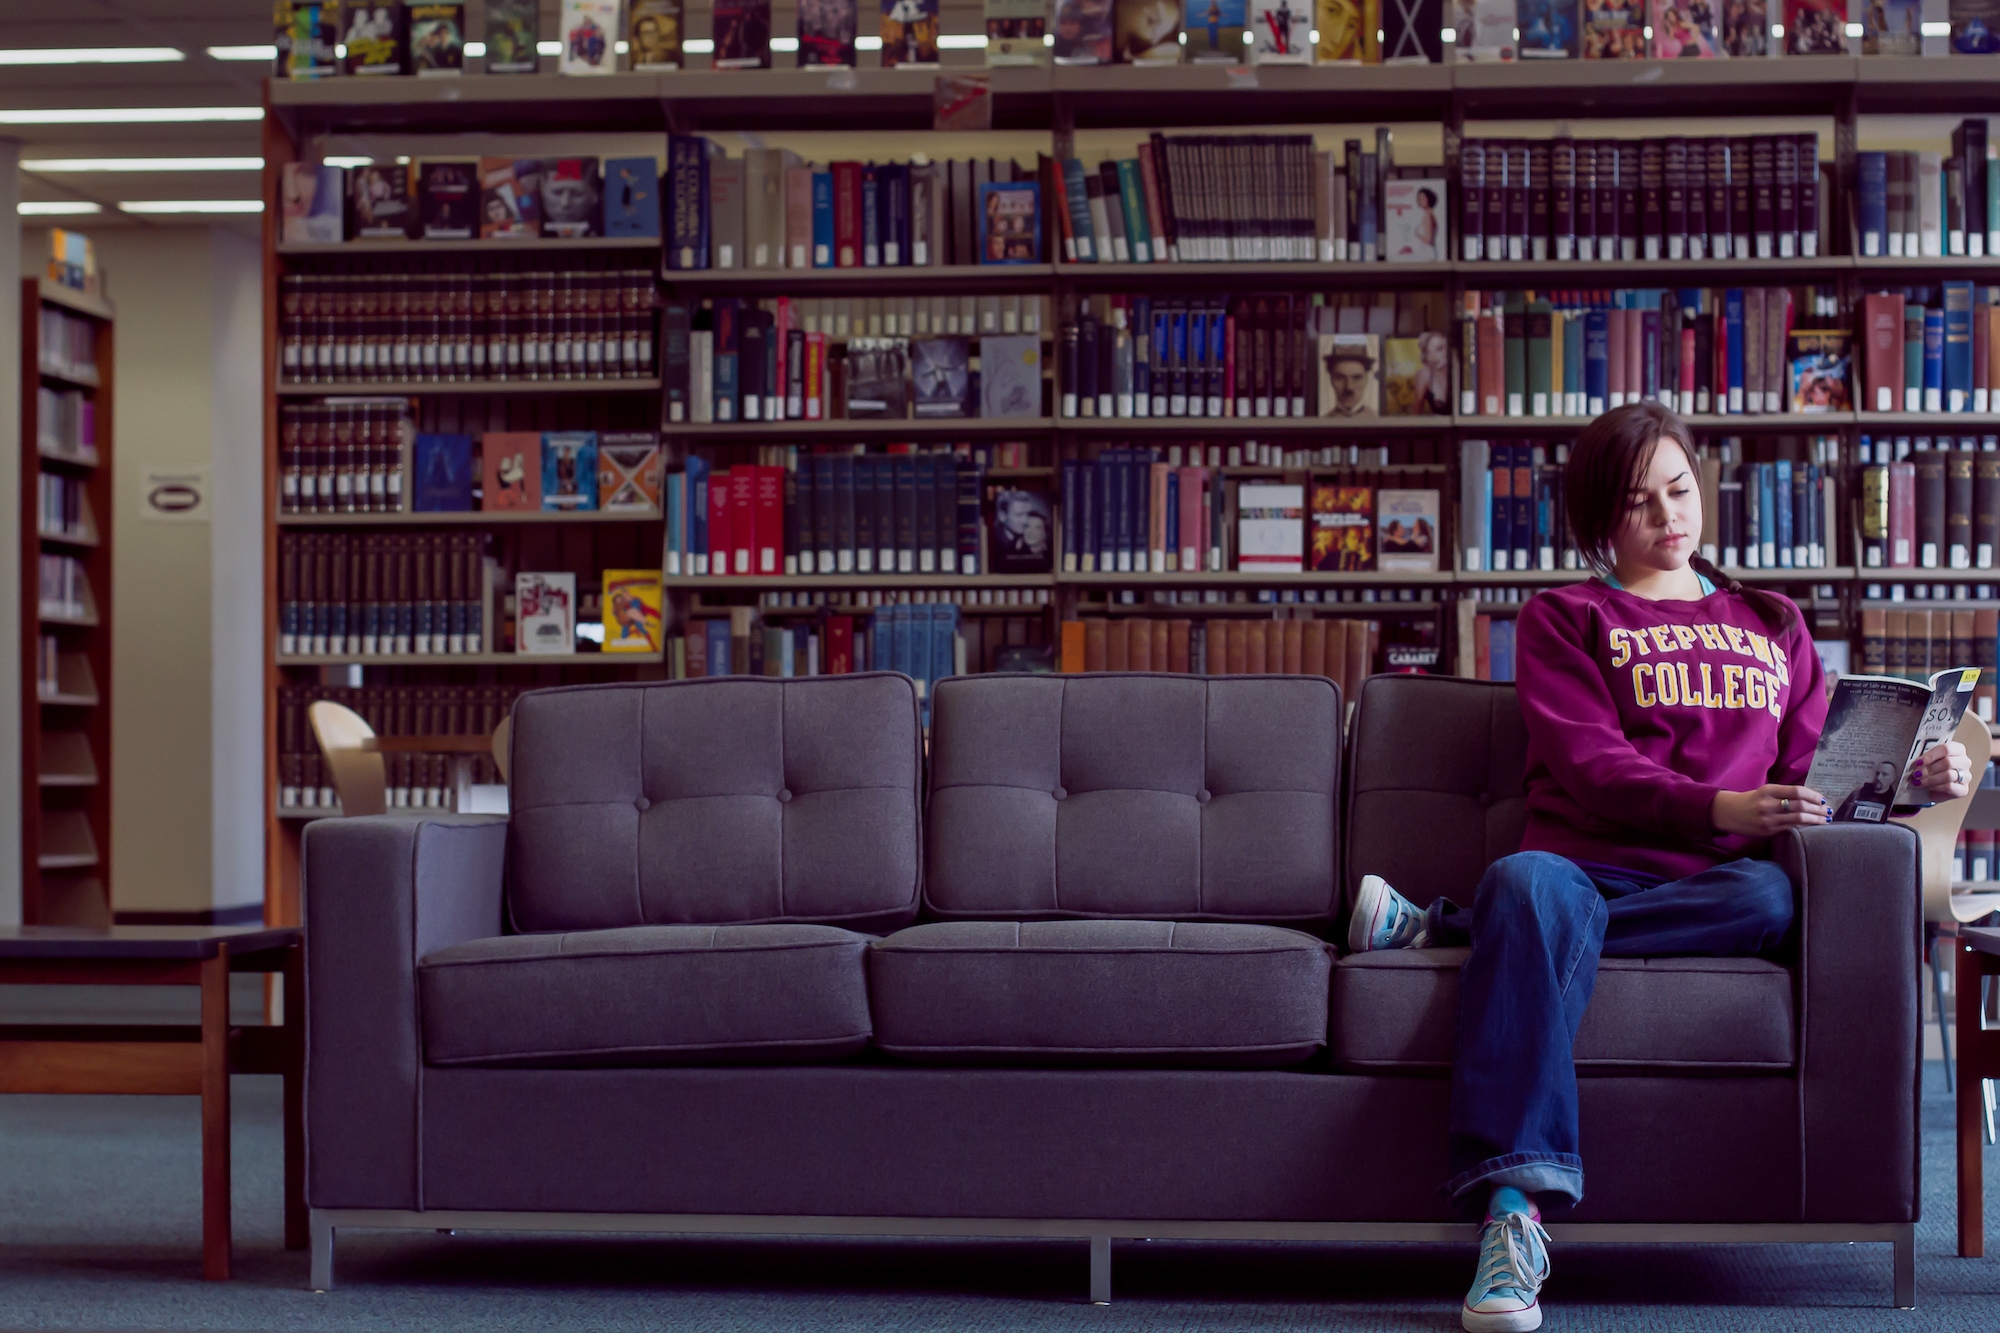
[{"left": 2, "top": 1068, "right": 1998, "bottom": 1333}]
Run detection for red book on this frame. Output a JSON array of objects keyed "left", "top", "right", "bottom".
[
  {"left": 708, "top": 469, "right": 732, "bottom": 576},
  {"left": 1475, "top": 614, "right": 1492, "bottom": 679},
  {"left": 754, "top": 464, "right": 784, "bottom": 574},
  {"left": 1178, "top": 466, "right": 1204, "bottom": 572},
  {"left": 826, "top": 614, "right": 853, "bottom": 673},
  {"left": 1890, "top": 459, "right": 1916, "bottom": 568},
  {"left": 730, "top": 467, "right": 756, "bottom": 575},
  {"left": 1862, "top": 292, "right": 1905, "bottom": 414},
  {"left": 1679, "top": 321, "right": 1696, "bottom": 408},
  {"left": 831, "top": 162, "right": 863, "bottom": 268}
]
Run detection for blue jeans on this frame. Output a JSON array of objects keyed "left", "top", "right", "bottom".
[{"left": 1423, "top": 850, "right": 1795, "bottom": 1212}]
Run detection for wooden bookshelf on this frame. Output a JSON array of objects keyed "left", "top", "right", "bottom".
[{"left": 21, "top": 277, "right": 113, "bottom": 927}]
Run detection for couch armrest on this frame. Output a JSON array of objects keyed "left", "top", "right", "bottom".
[
  {"left": 1775, "top": 821, "right": 1921, "bottom": 1224},
  {"left": 304, "top": 815, "right": 506, "bottom": 1210}
]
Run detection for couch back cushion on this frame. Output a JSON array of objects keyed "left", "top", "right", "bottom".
[
  {"left": 507, "top": 674, "right": 922, "bottom": 933},
  {"left": 925, "top": 672, "right": 1341, "bottom": 924},
  {"left": 1345, "top": 675, "right": 1527, "bottom": 912}
]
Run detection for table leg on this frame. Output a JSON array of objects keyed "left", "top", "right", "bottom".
[
  {"left": 282, "top": 942, "right": 306, "bottom": 1250},
  {"left": 1959, "top": 942, "right": 1987, "bottom": 1259},
  {"left": 201, "top": 944, "right": 232, "bottom": 1280}
]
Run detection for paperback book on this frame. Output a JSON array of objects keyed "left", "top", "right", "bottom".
[
  {"left": 409, "top": 1, "right": 466, "bottom": 74},
  {"left": 560, "top": 0, "right": 620, "bottom": 72},
  {"left": 912, "top": 338, "right": 972, "bottom": 417},
  {"left": 1807, "top": 668, "right": 1977, "bottom": 821},
  {"left": 986, "top": 0, "right": 1051, "bottom": 62},
  {"left": 1647, "top": 0, "right": 1718, "bottom": 53},
  {"left": 1384, "top": 179, "right": 1446, "bottom": 261},
  {"left": 1116, "top": 0, "right": 1184, "bottom": 60},
  {"left": 714, "top": 0, "right": 775, "bottom": 66},
  {"left": 480, "top": 158, "right": 542, "bottom": 239},
  {"left": 846, "top": 338, "right": 912, "bottom": 418},
  {"left": 980, "top": 181, "right": 1042, "bottom": 262},
  {"left": 413, "top": 434, "right": 475, "bottom": 511},
  {"left": 1376, "top": 488, "right": 1441, "bottom": 572},
  {"left": 800, "top": 0, "right": 860, "bottom": 64},
  {"left": 1311, "top": 485, "right": 1373, "bottom": 571},
  {"left": 1458, "top": 0, "right": 1520, "bottom": 56},
  {"left": 1319, "top": 333, "right": 1381, "bottom": 417},
  {"left": 1249, "top": 0, "right": 1313, "bottom": 60},
  {"left": 276, "top": 1, "right": 341, "bottom": 78},
  {"left": 1238, "top": 483, "right": 1306, "bottom": 573},
  {"left": 1788, "top": 330, "right": 1852, "bottom": 412},
  {"left": 604, "top": 157, "right": 662, "bottom": 237},
  {"left": 1865, "top": 0, "right": 1922, "bottom": 52},
  {"left": 1581, "top": 0, "right": 1645, "bottom": 54},
  {"left": 882, "top": 0, "right": 942, "bottom": 64},
  {"left": 480, "top": 433, "right": 541, "bottom": 510},
  {"left": 280, "top": 164, "right": 344, "bottom": 243},
  {"left": 1055, "top": 0, "right": 1116, "bottom": 61},
  {"left": 516, "top": 573, "right": 577, "bottom": 655},
  {"left": 1382, "top": 0, "right": 1445, "bottom": 60},
  {"left": 542, "top": 432, "right": 600, "bottom": 511},
  {"left": 980, "top": 334, "right": 1042, "bottom": 416},
  {"left": 1316, "top": 0, "right": 1377, "bottom": 60},
  {"left": 484, "top": 0, "right": 543, "bottom": 71},
  {"left": 342, "top": 4, "right": 406, "bottom": 75},
  {"left": 603, "top": 570, "right": 664, "bottom": 652},
  {"left": 541, "top": 158, "right": 602, "bottom": 237},
  {"left": 628, "top": 0, "right": 686, "bottom": 68},
  {"left": 598, "top": 433, "right": 664, "bottom": 510},
  {"left": 1951, "top": 0, "right": 2000, "bottom": 49},
  {"left": 1519, "top": 0, "right": 1579, "bottom": 55},
  {"left": 990, "top": 490, "right": 1056, "bottom": 573},
  {"left": 1784, "top": 0, "right": 1848, "bottom": 51},
  {"left": 1184, "top": 0, "right": 1248, "bottom": 58},
  {"left": 351, "top": 164, "right": 415, "bottom": 238},
  {"left": 1722, "top": 0, "right": 1769, "bottom": 53}
]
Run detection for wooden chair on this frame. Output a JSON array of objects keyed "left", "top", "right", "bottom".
[
  {"left": 490, "top": 714, "right": 511, "bottom": 784},
  {"left": 306, "top": 701, "right": 386, "bottom": 819}
]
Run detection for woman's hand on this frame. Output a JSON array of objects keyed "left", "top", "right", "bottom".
[
  {"left": 1712, "top": 784, "right": 1831, "bottom": 838},
  {"left": 1913, "top": 740, "right": 1976, "bottom": 802}
]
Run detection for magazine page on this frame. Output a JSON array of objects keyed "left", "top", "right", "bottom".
[
  {"left": 1805, "top": 674, "right": 1937, "bottom": 823},
  {"left": 1888, "top": 668, "right": 1980, "bottom": 808}
]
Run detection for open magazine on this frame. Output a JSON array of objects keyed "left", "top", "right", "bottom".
[{"left": 1805, "top": 668, "right": 1980, "bottom": 822}]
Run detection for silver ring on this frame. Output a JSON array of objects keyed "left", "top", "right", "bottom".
[
  {"left": 1955, "top": 768, "right": 1968, "bottom": 785},
  {"left": 1780, "top": 798, "right": 1789, "bottom": 814}
]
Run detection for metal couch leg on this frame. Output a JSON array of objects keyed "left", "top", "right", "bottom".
[
  {"left": 1894, "top": 1223, "right": 1916, "bottom": 1309},
  {"left": 1935, "top": 933, "right": 1956, "bottom": 1094},
  {"left": 1088, "top": 1234, "right": 1111, "bottom": 1304},
  {"left": 310, "top": 1211, "right": 335, "bottom": 1292}
]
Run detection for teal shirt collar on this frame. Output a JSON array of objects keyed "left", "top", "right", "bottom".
[{"left": 1602, "top": 570, "right": 1717, "bottom": 597}]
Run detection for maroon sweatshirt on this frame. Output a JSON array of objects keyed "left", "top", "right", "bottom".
[{"left": 1515, "top": 578, "right": 1828, "bottom": 881}]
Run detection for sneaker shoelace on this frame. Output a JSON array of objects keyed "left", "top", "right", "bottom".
[{"left": 1471, "top": 1210, "right": 1551, "bottom": 1306}]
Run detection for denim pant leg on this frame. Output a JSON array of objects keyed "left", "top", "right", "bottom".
[
  {"left": 1598, "top": 857, "right": 1796, "bottom": 958},
  {"left": 1441, "top": 850, "right": 1608, "bottom": 1211}
]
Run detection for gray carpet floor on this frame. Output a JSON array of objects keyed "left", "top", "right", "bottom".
[{"left": 3, "top": 1065, "right": 1999, "bottom": 1332}]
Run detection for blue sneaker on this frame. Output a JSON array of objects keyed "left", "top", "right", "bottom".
[
  {"left": 1347, "top": 874, "right": 1429, "bottom": 953},
  {"left": 1463, "top": 1199, "right": 1551, "bottom": 1332}
]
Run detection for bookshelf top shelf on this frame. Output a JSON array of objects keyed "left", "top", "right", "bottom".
[
  {"left": 279, "top": 508, "right": 662, "bottom": 528},
  {"left": 277, "top": 237, "right": 661, "bottom": 257},
  {"left": 277, "top": 377, "right": 659, "bottom": 398},
  {"left": 37, "top": 278, "right": 113, "bottom": 322}
]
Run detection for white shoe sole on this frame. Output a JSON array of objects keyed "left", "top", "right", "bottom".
[
  {"left": 1347, "top": 874, "right": 1391, "bottom": 953},
  {"left": 1462, "top": 1302, "right": 1542, "bottom": 1333}
]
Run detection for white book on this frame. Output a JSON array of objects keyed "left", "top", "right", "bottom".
[{"left": 516, "top": 572, "right": 577, "bottom": 655}]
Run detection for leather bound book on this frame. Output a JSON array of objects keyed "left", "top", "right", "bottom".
[
  {"left": 1104, "top": 616, "right": 1130, "bottom": 671},
  {"left": 1127, "top": 617, "right": 1152, "bottom": 671},
  {"left": 1889, "top": 459, "right": 1916, "bottom": 568},
  {"left": 1282, "top": 618, "right": 1304, "bottom": 674},
  {"left": 1916, "top": 449, "right": 1947, "bottom": 569},
  {"left": 1949, "top": 449, "right": 1976, "bottom": 569},
  {"left": 1977, "top": 450, "right": 2000, "bottom": 567},
  {"left": 1863, "top": 292, "right": 1905, "bottom": 413},
  {"left": 1300, "top": 618, "right": 1326, "bottom": 678},
  {"left": 1167, "top": 619, "right": 1191, "bottom": 673}
]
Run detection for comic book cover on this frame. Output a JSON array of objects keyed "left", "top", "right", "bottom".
[
  {"left": 559, "top": 0, "right": 620, "bottom": 72},
  {"left": 1519, "top": 0, "right": 1580, "bottom": 54},
  {"left": 1184, "top": 0, "right": 1248, "bottom": 57},
  {"left": 629, "top": 0, "right": 685, "bottom": 68},
  {"left": 602, "top": 570, "right": 664, "bottom": 652},
  {"left": 1249, "top": 0, "right": 1313, "bottom": 60},
  {"left": 1784, "top": 0, "right": 1848, "bottom": 51},
  {"left": 1317, "top": 0, "right": 1378, "bottom": 60},
  {"left": 597, "top": 432, "right": 664, "bottom": 510},
  {"left": 409, "top": 1, "right": 465, "bottom": 74},
  {"left": 1582, "top": 0, "right": 1646, "bottom": 54},
  {"left": 882, "top": 0, "right": 942, "bottom": 63},
  {"left": 1116, "top": 0, "right": 1184, "bottom": 59},
  {"left": 479, "top": 158, "right": 542, "bottom": 239},
  {"left": 800, "top": 0, "right": 859, "bottom": 64},
  {"left": 987, "top": 0, "right": 1052, "bottom": 62},
  {"left": 276, "top": 1, "right": 340, "bottom": 78},
  {"left": 1311, "top": 485, "right": 1374, "bottom": 571},
  {"left": 1789, "top": 330, "right": 1852, "bottom": 412},
  {"left": 541, "top": 432, "right": 600, "bottom": 511},
  {"left": 1723, "top": 0, "right": 1769, "bottom": 52},
  {"left": 480, "top": 433, "right": 541, "bottom": 511},
  {"left": 1649, "top": 0, "right": 1720, "bottom": 54},
  {"left": 1055, "top": 0, "right": 1116, "bottom": 61},
  {"left": 484, "top": 0, "right": 543, "bottom": 70}
]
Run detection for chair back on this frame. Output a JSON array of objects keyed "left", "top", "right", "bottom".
[
  {"left": 1895, "top": 706, "right": 1993, "bottom": 924},
  {"left": 490, "top": 714, "right": 512, "bottom": 784},
  {"left": 308, "top": 700, "right": 387, "bottom": 818}
]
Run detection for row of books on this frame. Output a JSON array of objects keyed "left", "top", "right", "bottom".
[
  {"left": 35, "top": 388, "right": 97, "bottom": 465},
  {"left": 37, "top": 473, "right": 88, "bottom": 542},
  {"left": 1856, "top": 288, "right": 2000, "bottom": 414},
  {"left": 37, "top": 308, "right": 96, "bottom": 383},
  {"left": 1856, "top": 128, "right": 1997, "bottom": 259},
  {"left": 38, "top": 555, "right": 88, "bottom": 621},
  {"left": 1468, "top": 616, "right": 1518, "bottom": 682},
  {"left": 33, "top": 636, "right": 69, "bottom": 700},
  {"left": 1060, "top": 614, "right": 1382, "bottom": 686},
  {"left": 1860, "top": 607, "right": 2000, "bottom": 717},
  {"left": 751, "top": 584, "right": 1052, "bottom": 610},
  {"left": 1953, "top": 830, "right": 2000, "bottom": 887},
  {"left": 671, "top": 603, "right": 1055, "bottom": 681},
  {"left": 278, "top": 532, "right": 491, "bottom": 656},
  {"left": 281, "top": 309, "right": 657, "bottom": 385},
  {"left": 281, "top": 157, "right": 661, "bottom": 245},
  {"left": 1459, "top": 135, "right": 1823, "bottom": 264},
  {"left": 275, "top": 683, "right": 522, "bottom": 809},
  {"left": 406, "top": 430, "right": 663, "bottom": 514},
  {"left": 281, "top": 266, "right": 656, "bottom": 319},
  {"left": 1457, "top": 287, "right": 1846, "bottom": 419},
  {"left": 1857, "top": 445, "right": 2000, "bottom": 570},
  {"left": 1466, "top": 0, "right": 1996, "bottom": 58}
]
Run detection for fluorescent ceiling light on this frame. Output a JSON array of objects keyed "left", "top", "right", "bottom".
[
  {"left": 0, "top": 47, "right": 184, "bottom": 65},
  {"left": 205, "top": 45, "right": 275, "bottom": 61},
  {"left": 19, "top": 202, "right": 103, "bottom": 216},
  {"left": 938, "top": 35, "right": 988, "bottom": 48},
  {"left": 120, "top": 199, "right": 263, "bottom": 214},
  {"left": 27, "top": 157, "right": 263, "bottom": 173},
  {"left": 0, "top": 106, "right": 262, "bottom": 125}
]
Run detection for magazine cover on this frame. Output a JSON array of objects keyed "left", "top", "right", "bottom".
[
  {"left": 1249, "top": 0, "right": 1313, "bottom": 60},
  {"left": 602, "top": 570, "right": 664, "bottom": 652},
  {"left": 980, "top": 334, "right": 1042, "bottom": 416},
  {"left": 351, "top": 164, "right": 414, "bottom": 238},
  {"left": 800, "top": 0, "right": 860, "bottom": 64},
  {"left": 882, "top": 0, "right": 943, "bottom": 63},
  {"left": 1185, "top": 0, "right": 1248, "bottom": 57},
  {"left": 1807, "top": 669, "right": 1978, "bottom": 820},
  {"left": 480, "top": 433, "right": 541, "bottom": 510},
  {"left": 598, "top": 433, "right": 664, "bottom": 510},
  {"left": 540, "top": 158, "right": 602, "bottom": 237},
  {"left": 845, "top": 338, "right": 911, "bottom": 418},
  {"left": 1649, "top": 0, "right": 1719, "bottom": 54},
  {"left": 1311, "top": 484, "right": 1374, "bottom": 571},
  {"left": 420, "top": 161, "right": 477, "bottom": 238},
  {"left": 987, "top": 0, "right": 1052, "bottom": 62},
  {"left": 276, "top": 1, "right": 341, "bottom": 79},
  {"left": 484, "top": 0, "right": 543, "bottom": 71},
  {"left": 1581, "top": 0, "right": 1645, "bottom": 54},
  {"left": 1866, "top": 0, "right": 1923, "bottom": 53},
  {"left": 541, "top": 432, "right": 601, "bottom": 511},
  {"left": 714, "top": 0, "right": 776, "bottom": 66},
  {"left": 515, "top": 572, "right": 577, "bottom": 655},
  {"left": 342, "top": 3, "right": 406, "bottom": 75},
  {"left": 980, "top": 182, "right": 1042, "bottom": 263},
  {"left": 1115, "top": 0, "right": 1184, "bottom": 58},
  {"left": 989, "top": 489, "right": 1055, "bottom": 573},
  {"left": 409, "top": 1, "right": 465, "bottom": 73},
  {"left": 1377, "top": 488, "right": 1441, "bottom": 572},
  {"left": 912, "top": 339, "right": 972, "bottom": 417},
  {"left": 1384, "top": 179, "right": 1446, "bottom": 261},
  {"left": 1723, "top": 0, "right": 1769, "bottom": 52},
  {"left": 1789, "top": 330, "right": 1853, "bottom": 412},
  {"left": 1318, "top": 333, "right": 1381, "bottom": 417},
  {"left": 1317, "top": 0, "right": 1376, "bottom": 60},
  {"left": 1519, "top": 0, "right": 1580, "bottom": 54},
  {"left": 629, "top": 0, "right": 685, "bottom": 68},
  {"left": 280, "top": 164, "right": 344, "bottom": 243},
  {"left": 605, "top": 156, "right": 662, "bottom": 237},
  {"left": 1784, "top": 0, "right": 1848, "bottom": 51},
  {"left": 559, "top": 0, "right": 620, "bottom": 72},
  {"left": 479, "top": 158, "right": 542, "bottom": 239},
  {"left": 1951, "top": 0, "right": 2000, "bottom": 50},
  {"left": 1055, "top": 0, "right": 1117, "bottom": 61}
]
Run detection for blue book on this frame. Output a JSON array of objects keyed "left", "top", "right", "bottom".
[
  {"left": 1479, "top": 465, "right": 1494, "bottom": 573},
  {"left": 704, "top": 619, "right": 730, "bottom": 676},
  {"left": 1510, "top": 444, "right": 1533, "bottom": 571},
  {"left": 861, "top": 165, "right": 881, "bottom": 267},
  {"left": 870, "top": 607, "right": 891, "bottom": 675},
  {"left": 1906, "top": 304, "right": 1927, "bottom": 412},
  {"left": 1724, "top": 290, "right": 1746, "bottom": 413},
  {"left": 687, "top": 455, "right": 710, "bottom": 573},
  {"left": 411, "top": 433, "right": 474, "bottom": 511},
  {"left": 1583, "top": 308, "right": 1609, "bottom": 416},
  {"left": 1758, "top": 463, "right": 1777, "bottom": 568},
  {"left": 810, "top": 171, "right": 835, "bottom": 267},
  {"left": 1773, "top": 459, "right": 1793, "bottom": 568},
  {"left": 1061, "top": 158, "right": 1095, "bottom": 261},
  {"left": 892, "top": 604, "right": 916, "bottom": 688},
  {"left": 666, "top": 135, "right": 711, "bottom": 270},
  {"left": 929, "top": 603, "right": 957, "bottom": 693},
  {"left": 1944, "top": 280, "right": 1975, "bottom": 412},
  {"left": 1078, "top": 460, "right": 1098, "bottom": 572},
  {"left": 1116, "top": 451, "right": 1136, "bottom": 571},
  {"left": 1206, "top": 307, "right": 1226, "bottom": 412},
  {"left": 1924, "top": 306, "right": 1946, "bottom": 412},
  {"left": 1096, "top": 458, "right": 1116, "bottom": 572},
  {"left": 1857, "top": 152, "right": 1889, "bottom": 257},
  {"left": 1490, "top": 443, "right": 1514, "bottom": 572},
  {"left": 665, "top": 472, "right": 685, "bottom": 573},
  {"left": 1060, "top": 459, "right": 1079, "bottom": 572},
  {"left": 540, "top": 431, "right": 598, "bottom": 511},
  {"left": 1151, "top": 307, "right": 1170, "bottom": 415},
  {"left": 1170, "top": 307, "right": 1190, "bottom": 414},
  {"left": 604, "top": 155, "right": 661, "bottom": 238},
  {"left": 1132, "top": 451, "right": 1151, "bottom": 568}
]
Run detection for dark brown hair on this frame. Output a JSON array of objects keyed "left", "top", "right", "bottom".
[{"left": 1564, "top": 401, "right": 1797, "bottom": 631}]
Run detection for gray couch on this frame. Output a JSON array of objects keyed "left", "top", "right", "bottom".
[{"left": 304, "top": 671, "right": 1921, "bottom": 1303}]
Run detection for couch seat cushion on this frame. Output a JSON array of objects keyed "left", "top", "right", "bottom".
[
  {"left": 868, "top": 920, "right": 1330, "bottom": 1068},
  {"left": 419, "top": 924, "right": 872, "bottom": 1068},
  {"left": 1330, "top": 948, "right": 1794, "bottom": 1071}
]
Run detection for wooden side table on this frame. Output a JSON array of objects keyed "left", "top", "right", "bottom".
[
  {"left": 0, "top": 925, "right": 305, "bottom": 1279},
  {"left": 1958, "top": 926, "right": 2000, "bottom": 1257}
]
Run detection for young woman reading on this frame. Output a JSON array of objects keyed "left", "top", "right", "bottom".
[{"left": 1347, "top": 401, "right": 1973, "bottom": 1333}]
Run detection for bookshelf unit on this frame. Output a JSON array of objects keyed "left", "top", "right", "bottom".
[
  {"left": 22, "top": 277, "right": 114, "bottom": 927},
  {"left": 261, "top": 61, "right": 2000, "bottom": 922}
]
